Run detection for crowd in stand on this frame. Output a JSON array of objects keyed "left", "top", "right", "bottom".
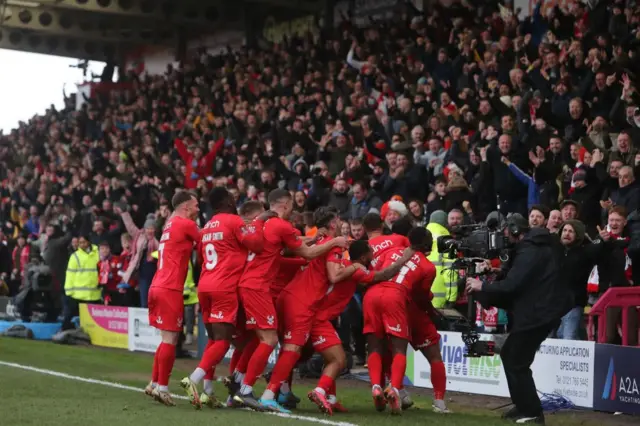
[{"left": 0, "top": 0, "right": 638, "bottom": 346}]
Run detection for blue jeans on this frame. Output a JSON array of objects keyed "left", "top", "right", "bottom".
[
  {"left": 138, "top": 277, "right": 152, "bottom": 308},
  {"left": 556, "top": 307, "right": 583, "bottom": 340}
]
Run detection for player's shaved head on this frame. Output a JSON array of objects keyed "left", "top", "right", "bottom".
[
  {"left": 391, "top": 217, "right": 413, "bottom": 236},
  {"left": 209, "top": 187, "right": 235, "bottom": 213},
  {"left": 408, "top": 227, "right": 433, "bottom": 254},
  {"left": 267, "top": 189, "right": 291, "bottom": 206},
  {"left": 362, "top": 213, "right": 383, "bottom": 233},
  {"left": 172, "top": 191, "right": 196, "bottom": 210},
  {"left": 348, "top": 239, "right": 372, "bottom": 261}
]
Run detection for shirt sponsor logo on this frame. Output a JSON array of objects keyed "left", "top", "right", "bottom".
[
  {"left": 312, "top": 336, "right": 326, "bottom": 346},
  {"left": 372, "top": 240, "right": 393, "bottom": 254},
  {"left": 388, "top": 324, "right": 402, "bottom": 333}
]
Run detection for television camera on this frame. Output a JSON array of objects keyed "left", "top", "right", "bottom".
[{"left": 435, "top": 222, "right": 511, "bottom": 358}]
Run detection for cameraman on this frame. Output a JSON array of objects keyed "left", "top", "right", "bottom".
[{"left": 466, "top": 215, "right": 571, "bottom": 424}]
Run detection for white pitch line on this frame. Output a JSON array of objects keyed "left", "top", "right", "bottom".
[{"left": 0, "top": 361, "right": 357, "bottom": 426}]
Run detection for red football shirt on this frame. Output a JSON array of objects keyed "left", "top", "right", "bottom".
[
  {"left": 239, "top": 217, "right": 303, "bottom": 292},
  {"left": 273, "top": 256, "right": 307, "bottom": 296},
  {"left": 281, "top": 236, "right": 343, "bottom": 312},
  {"left": 198, "top": 213, "right": 265, "bottom": 293},
  {"left": 316, "top": 259, "right": 375, "bottom": 321},
  {"left": 377, "top": 249, "right": 436, "bottom": 300},
  {"left": 369, "top": 234, "right": 410, "bottom": 270},
  {"left": 151, "top": 215, "right": 200, "bottom": 292}
]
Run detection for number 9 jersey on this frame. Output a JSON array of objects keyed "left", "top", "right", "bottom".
[{"left": 198, "top": 213, "right": 265, "bottom": 325}]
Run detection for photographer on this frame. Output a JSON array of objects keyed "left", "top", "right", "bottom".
[{"left": 466, "top": 215, "right": 572, "bottom": 424}]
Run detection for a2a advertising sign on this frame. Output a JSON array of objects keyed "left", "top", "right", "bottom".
[{"left": 593, "top": 344, "right": 640, "bottom": 414}]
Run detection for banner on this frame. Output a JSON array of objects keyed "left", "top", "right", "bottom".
[
  {"left": 79, "top": 304, "right": 128, "bottom": 349},
  {"left": 593, "top": 344, "right": 640, "bottom": 414},
  {"left": 406, "top": 332, "right": 595, "bottom": 408},
  {"left": 532, "top": 340, "right": 595, "bottom": 408},
  {"left": 127, "top": 307, "right": 161, "bottom": 353},
  {"left": 409, "top": 332, "right": 509, "bottom": 397}
]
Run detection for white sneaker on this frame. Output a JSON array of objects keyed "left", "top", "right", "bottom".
[{"left": 432, "top": 399, "right": 450, "bottom": 413}]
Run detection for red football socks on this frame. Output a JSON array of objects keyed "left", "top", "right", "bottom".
[
  {"left": 151, "top": 344, "right": 160, "bottom": 383},
  {"left": 157, "top": 342, "right": 176, "bottom": 387},
  {"left": 328, "top": 380, "right": 337, "bottom": 396},
  {"left": 229, "top": 346, "right": 242, "bottom": 373},
  {"left": 267, "top": 350, "right": 300, "bottom": 392},
  {"left": 317, "top": 374, "right": 335, "bottom": 395},
  {"left": 430, "top": 360, "right": 447, "bottom": 400},
  {"left": 243, "top": 342, "right": 274, "bottom": 386},
  {"left": 391, "top": 353, "right": 406, "bottom": 389},
  {"left": 205, "top": 367, "right": 214, "bottom": 381},
  {"left": 367, "top": 352, "right": 383, "bottom": 387},
  {"left": 197, "top": 340, "right": 231, "bottom": 373},
  {"left": 237, "top": 336, "right": 260, "bottom": 374}
]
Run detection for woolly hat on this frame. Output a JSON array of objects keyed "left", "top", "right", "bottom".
[
  {"left": 429, "top": 210, "right": 448, "bottom": 227},
  {"left": 387, "top": 200, "right": 409, "bottom": 217}
]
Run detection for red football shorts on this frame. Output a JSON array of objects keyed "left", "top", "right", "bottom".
[
  {"left": 238, "top": 287, "right": 277, "bottom": 330},
  {"left": 276, "top": 292, "right": 313, "bottom": 346},
  {"left": 363, "top": 286, "right": 410, "bottom": 340},
  {"left": 148, "top": 287, "right": 184, "bottom": 332},
  {"left": 309, "top": 319, "right": 342, "bottom": 353},
  {"left": 408, "top": 301, "right": 440, "bottom": 350},
  {"left": 199, "top": 290, "right": 238, "bottom": 325}
]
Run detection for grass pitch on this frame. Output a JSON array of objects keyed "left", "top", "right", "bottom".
[{"left": 0, "top": 338, "right": 632, "bottom": 426}]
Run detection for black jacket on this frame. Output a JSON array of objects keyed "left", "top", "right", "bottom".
[
  {"left": 558, "top": 220, "right": 604, "bottom": 307},
  {"left": 478, "top": 228, "right": 572, "bottom": 332}
]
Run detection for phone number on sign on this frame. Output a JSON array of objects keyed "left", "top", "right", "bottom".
[
  {"left": 107, "top": 320, "right": 128, "bottom": 331},
  {"left": 556, "top": 375, "right": 589, "bottom": 388}
]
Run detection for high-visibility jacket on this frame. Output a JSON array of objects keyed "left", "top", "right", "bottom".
[
  {"left": 426, "top": 222, "right": 459, "bottom": 308},
  {"left": 151, "top": 251, "right": 198, "bottom": 305},
  {"left": 65, "top": 245, "right": 101, "bottom": 301}
]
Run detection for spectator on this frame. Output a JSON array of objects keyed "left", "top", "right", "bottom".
[
  {"left": 62, "top": 235, "right": 100, "bottom": 330},
  {"left": 116, "top": 207, "right": 159, "bottom": 308},
  {"left": 555, "top": 220, "right": 604, "bottom": 340},
  {"left": 547, "top": 210, "right": 562, "bottom": 234},
  {"left": 528, "top": 205, "right": 548, "bottom": 229},
  {"left": 349, "top": 218, "right": 365, "bottom": 241},
  {"left": 347, "top": 181, "right": 382, "bottom": 220}
]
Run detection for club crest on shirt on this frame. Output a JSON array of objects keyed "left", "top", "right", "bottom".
[
  {"left": 284, "top": 331, "right": 292, "bottom": 340},
  {"left": 266, "top": 315, "right": 275, "bottom": 326}
]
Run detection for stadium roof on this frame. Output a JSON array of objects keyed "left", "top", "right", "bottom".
[{"left": 0, "top": 0, "right": 323, "bottom": 62}]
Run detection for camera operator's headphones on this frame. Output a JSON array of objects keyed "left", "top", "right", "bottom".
[{"left": 506, "top": 214, "right": 529, "bottom": 237}]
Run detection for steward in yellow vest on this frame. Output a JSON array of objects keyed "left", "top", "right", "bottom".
[
  {"left": 426, "top": 221, "right": 459, "bottom": 308},
  {"left": 65, "top": 242, "right": 101, "bottom": 302}
]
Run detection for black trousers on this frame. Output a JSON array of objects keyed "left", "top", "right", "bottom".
[
  {"left": 337, "top": 297, "right": 366, "bottom": 359},
  {"left": 62, "top": 296, "right": 101, "bottom": 330},
  {"left": 500, "top": 321, "right": 557, "bottom": 417}
]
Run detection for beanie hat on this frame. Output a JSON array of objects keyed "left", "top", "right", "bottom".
[
  {"left": 429, "top": 210, "right": 447, "bottom": 227},
  {"left": 387, "top": 200, "right": 408, "bottom": 217},
  {"left": 143, "top": 219, "right": 156, "bottom": 229}
]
